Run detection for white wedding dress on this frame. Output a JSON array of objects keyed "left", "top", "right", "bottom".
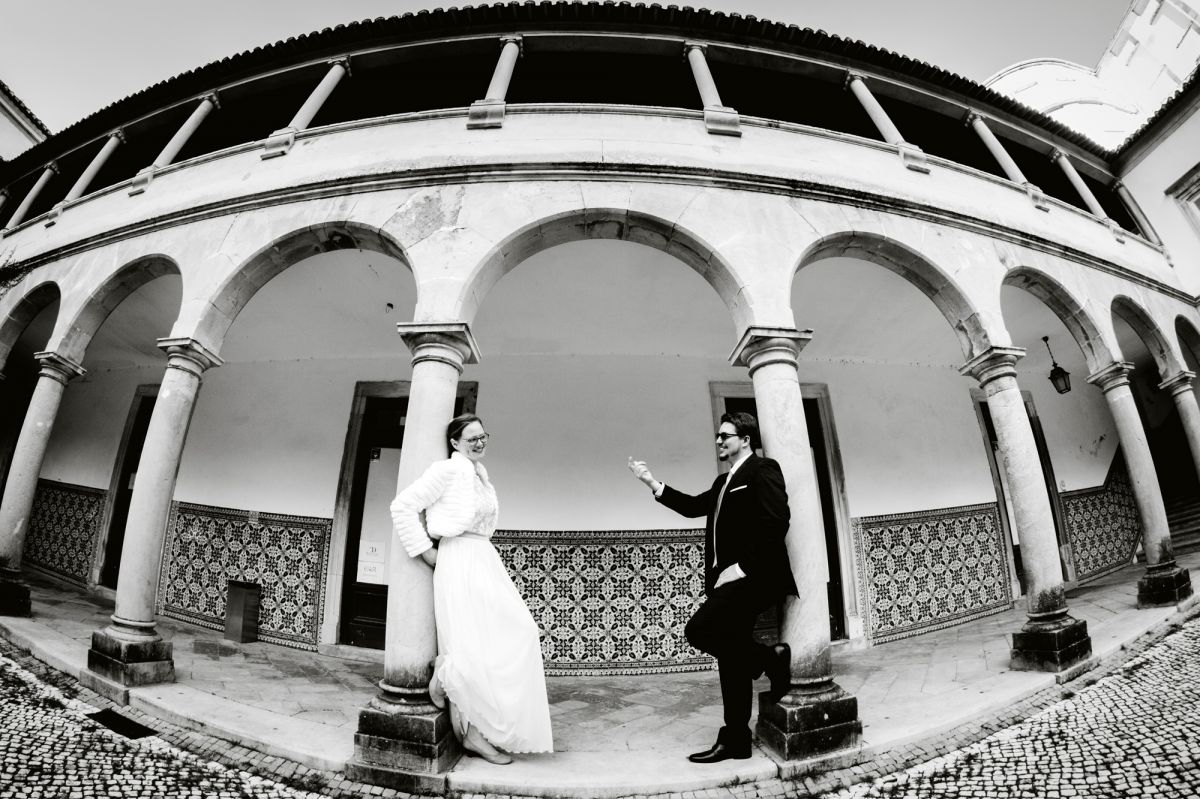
[{"left": 432, "top": 468, "right": 553, "bottom": 753}]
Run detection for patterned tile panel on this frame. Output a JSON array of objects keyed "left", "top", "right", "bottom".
[
  {"left": 492, "top": 529, "right": 713, "bottom": 675},
  {"left": 1062, "top": 458, "right": 1141, "bottom": 582},
  {"left": 23, "top": 480, "right": 105, "bottom": 586},
  {"left": 158, "top": 502, "right": 331, "bottom": 651},
  {"left": 852, "top": 502, "right": 1012, "bottom": 644}
]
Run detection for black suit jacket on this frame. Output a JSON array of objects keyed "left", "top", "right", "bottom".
[{"left": 657, "top": 454, "right": 797, "bottom": 597}]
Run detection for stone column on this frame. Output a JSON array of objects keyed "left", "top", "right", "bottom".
[
  {"left": 961, "top": 347, "right": 1091, "bottom": 671},
  {"left": 1088, "top": 363, "right": 1192, "bottom": 607},
  {"left": 1160, "top": 372, "right": 1200, "bottom": 487},
  {"left": 845, "top": 73, "right": 928, "bottom": 172},
  {"left": 44, "top": 130, "right": 126, "bottom": 227},
  {"left": 348, "top": 322, "right": 479, "bottom": 793},
  {"left": 728, "top": 327, "right": 861, "bottom": 760},
  {"left": 129, "top": 93, "right": 220, "bottom": 195},
  {"left": 1113, "top": 181, "right": 1163, "bottom": 246},
  {"left": 684, "top": 42, "right": 741, "bottom": 136},
  {"left": 262, "top": 58, "right": 350, "bottom": 158},
  {"left": 0, "top": 189, "right": 11, "bottom": 221},
  {"left": 468, "top": 36, "right": 522, "bottom": 129},
  {"left": 4, "top": 163, "right": 58, "bottom": 231},
  {"left": 87, "top": 338, "right": 221, "bottom": 686},
  {"left": 0, "top": 352, "right": 85, "bottom": 616},
  {"left": 1050, "top": 149, "right": 1106, "bottom": 218},
  {"left": 966, "top": 112, "right": 1048, "bottom": 210}
]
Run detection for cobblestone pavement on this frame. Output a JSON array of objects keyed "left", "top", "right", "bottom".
[
  {"left": 3, "top": 613, "right": 1200, "bottom": 798},
  {"left": 828, "top": 616, "right": 1200, "bottom": 799}
]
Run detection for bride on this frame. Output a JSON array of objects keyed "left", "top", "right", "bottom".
[{"left": 391, "top": 413, "right": 553, "bottom": 764}]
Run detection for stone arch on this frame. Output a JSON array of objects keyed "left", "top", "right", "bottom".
[
  {"left": 796, "top": 232, "right": 992, "bottom": 360},
  {"left": 53, "top": 256, "right": 182, "bottom": 364},
  {"left": 452, "top": 209, "right": 748, "bottom": 329},
  {"left": 0, "top": 280, "right": 61, "bottom": 368},
  {"left": 194, "top": 222, "right": 410, "bottom": 352},
  {"left": 1111, "top": 295, "right": 1181, "bottom": 377},
  {"left": 1002, "top": 267, "right": 1115, "bottom": 373}
]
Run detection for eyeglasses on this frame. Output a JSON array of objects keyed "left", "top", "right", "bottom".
[
  {"left": 715, "top": 432, "right": 743, "bottom": 443},
  {"left": 463, "top": 433, "right": 490, "bottom": 446}
]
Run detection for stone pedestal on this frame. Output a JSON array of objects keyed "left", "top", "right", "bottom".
[
  {"left": 757, "top": 682, "right": 862, "bottom": 760},
  {"left": 88, "top": 623, "right": 175, "bottom": 686},
  {"left": 346, "top": 691, "right": 457, "bottom": 794},
  {"left": 1010, "top": 614, "right": 1091, "bottom": 672},
  {"left": 0, "top": 568, "right": 30, "bottom": 616},
  {"left": 1137, "top": 563, "right": 1193, "bottom": 608}
]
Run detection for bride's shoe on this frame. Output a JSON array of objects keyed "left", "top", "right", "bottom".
[{"left": 462, "top": 725, "right": 513, "bottom": 765}]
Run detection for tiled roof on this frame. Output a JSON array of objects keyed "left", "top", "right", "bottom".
[
  {"left": 1114, "top": 64, "right": 1200, "bottom": 160},
  {"left": 0, "top": 1, "right": 1114, "bottom": 181},
  {"left": 0, "top": 77, "right": 51, "bottom": 136}
]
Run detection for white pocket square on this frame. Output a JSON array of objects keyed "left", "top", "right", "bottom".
[{"left": 728, "top": 485, "right": 748, "bottom": 493}]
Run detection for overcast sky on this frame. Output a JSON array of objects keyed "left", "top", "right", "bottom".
[{"left": 1, "top": 0, "right": 1131, "bottom": 133}]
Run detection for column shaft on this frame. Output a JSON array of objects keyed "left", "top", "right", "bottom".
[
  {"left": 685, "top": 45, "right": 724, "bottom": 107},
  {"left": 64, "top": 131, "right": 124, "bottom": 203},
  {"left": 0, "top": 189, "right": 10, "bottom": 221},
  {"left": 847, "top": 75, "right": 903, "bottom": 145},
  {"left": 483, "top": 38, "right": 521, "bottom": 101},
  {"left": 154, "top": 94, "right": 219, "bottom": 168},
  {"left": 288, "top": 60, "right": 349, "bottom": 131},
  {"left": 1052, "top": 150, "right": 1106, "bottom": 217},
  {"left": 1114, "top": 182, "right": 1162, "bottom": 245},
  {"left": 968, "top": 114, "right": 1027, "bottom": 184},
  {"left": 0, "top": 353, "right": 84, "bottom": 616},
  {"left": 1161, "top": 373, "right": 1200, "bottom": 485},
  {"left": 5, "top": 165, "right": 57, "bottom": 229}
]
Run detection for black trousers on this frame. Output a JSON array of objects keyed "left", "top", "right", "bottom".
[{"left": 685, "top": 578, "right": 779, "bottom": 746}]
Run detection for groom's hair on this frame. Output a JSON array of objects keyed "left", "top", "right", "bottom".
[{"left": 720, "top": 412, "right": 759, "bottom": 449}]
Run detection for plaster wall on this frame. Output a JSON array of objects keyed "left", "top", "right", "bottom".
[{"left": 1121, "top": 102, "right": 1200, "bottom": 294}]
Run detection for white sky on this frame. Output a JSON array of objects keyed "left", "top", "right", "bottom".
[{"left": 1, "top": 0, "right": 1131, "bottom": 132}]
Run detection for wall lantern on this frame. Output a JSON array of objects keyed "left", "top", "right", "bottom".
[{"left": 1042, "top": 336, "right": 1071, "bottom": 394}]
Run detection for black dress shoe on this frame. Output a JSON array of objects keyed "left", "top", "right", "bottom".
[
  {"left": 766, "top": 643, "right": 791, "bottom": 703},
  {"left": 687, "top": 743, "right": 752, "bottom": 763}
]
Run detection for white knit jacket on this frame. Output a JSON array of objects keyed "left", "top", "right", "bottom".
[{"left": 390, "top": 452, "right": 496, "bottom": 557}]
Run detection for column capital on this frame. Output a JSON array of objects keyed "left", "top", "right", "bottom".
[
  {"left": 729, "top": 326, "right": 813, "bottom": 373},
  {"left": 397, "top": 322, "right": 480, "bottom": 371},
  {"left": 44, "top": 160, "right": 60, "bottom": 175},
  {"left": 1048, "top": 147, "right": 1066, "bottom": 163},
  {"left": 33, "top": 351, "right": 85, "bottom": 384},
  {"left": 156, "top": 337, "right": 223, "bottom": 373},
  {"left": 1086, "top": 361, "right": 1135, "bottom": 393},
  {"left": 498, "top": 34, "right": 523, "bottom": 54},
  {"left": 200, "top": 91, "right": 222, "bottom": 109},
  {"left": 109, "top": 128, "right": 127, "bottom": 144},
  {"left": 682, "top": 40, "right": 708, "bottom": 55},
  {"left": 843, "top": 71, "right": 866, "bottom": 90},
  {"left": 963, "top": 110, "right": 983, "bottom": 127},
  {"left": 327, "top": 56, "right": 353, "bottom": 76},
  {"left": 959, "top": 346, "right": 1026, "bottom": 385},
  {"left": 1158, "top": 370, "right": 1196, "bottom": 396}
]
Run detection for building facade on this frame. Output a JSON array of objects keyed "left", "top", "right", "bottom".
[{"left": 1, "top": 1, "right": 1198, "bottom": 784}]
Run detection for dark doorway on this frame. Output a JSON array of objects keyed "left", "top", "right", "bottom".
[
  {"left": 100, "top": 390, "right": 157, "bottom": 588},
  {"left": 722, "top": 395, "right": 847, "bottom": 641},
  {"left": 338, "top": 388, "right": 475, "bottom": 648}
]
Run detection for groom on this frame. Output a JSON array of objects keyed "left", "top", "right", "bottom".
[{"left": 629, "top": 411, "right": 795, "bottom": 763}]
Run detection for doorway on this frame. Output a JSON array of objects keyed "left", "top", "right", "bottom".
[
  {"left": 973, "top": 391, "right": 1070, "bottom": 593},
  {"left": 335, "top": 381, "right": 478, "bottom": 648},
  {"left": 98, "top": 387, "right": 158, "bottom": 589},
  {"left": 712, "top": 383, "right": 850, "bottom": 641}
]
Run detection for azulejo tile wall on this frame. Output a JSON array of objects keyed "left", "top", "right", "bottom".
[
  {"left": 853, "top": 502, "right": 1012, "bottom": 644},
  {"left": 157, "top": 502, "right": 331, "bottom": 650},
  {"left": 1061, "top": 458, "right": 1141, "bottom": 582},
  {"left": 23, "top": 480, "right": 105, "bottom": 586},
  {"left": 493, "top": 529, "right": 713, "bottom": 675}
]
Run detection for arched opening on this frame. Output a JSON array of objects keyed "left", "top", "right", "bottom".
[
  {"left": 1112, "top": 298, "right": 1200, "bottom": 548},
  {"left": 793, "top": 233, "right": 1013, "bottom": 645},
  {"left": 166, "top": 224, "right": 418, "bottom": 654},
  {"left": 1001, "top": 270, "right": 1136, "bottom": 584},
  {"left": 33, "top": 263, "right": 182, "bottom": 589},
  {"left": 0, "top": 282, "right": 60, "bottom": 504}
]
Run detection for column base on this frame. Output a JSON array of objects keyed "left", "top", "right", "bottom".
[
  {"left": 87, "top": 627, "right": 175, "bottom": 687},
  {"left": 1010, "top": 614, "right": 1091, "bottom": 672},
  {"left": 703, "top": 105, "right": 742, "bottom": 136},
  {"left": 0, "top": 578, "right": 31, "bottom": 616},
  {"left": 345, "top": 692, "right": 457, "bottom": 794},
  {"left": 1137, "top": 564, "right": 1192, "bottom": 608},
  {"left": 467, "top": 98, "right": 506, "bottom": 129},
  {"left": 261, "top": 127, "right": 297, "bottom": 159},
  {"left": 756, "top": 681, "right": 862, "bottom": 760}
]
